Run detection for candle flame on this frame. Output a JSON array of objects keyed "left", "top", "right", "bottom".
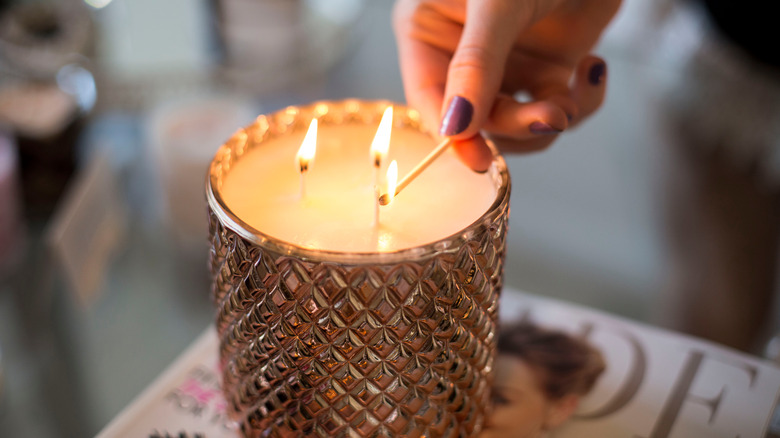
[
  {"left": 385, "top": 160, "right": 398, "bottom": 205},
  {"left": 370, "top": 106, "right": 393, "bottom": 167},
  {"left": 297, "top": 119, "right": 318, "bottom": 172}
]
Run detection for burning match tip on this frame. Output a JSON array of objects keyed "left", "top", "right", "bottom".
[{"left": 378, "top": 194, "right": 390, "bottom": 206}]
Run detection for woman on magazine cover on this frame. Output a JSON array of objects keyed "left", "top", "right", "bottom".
[{"left": 482, "top": 322, "right": 606, "bottom": 438}]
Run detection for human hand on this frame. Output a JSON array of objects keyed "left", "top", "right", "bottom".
[{"left": 393, "top": 0, "right": 622, "bottom": 171}]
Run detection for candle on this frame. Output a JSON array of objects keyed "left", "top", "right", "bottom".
[
  {"left": 295, "top": 118, "right": 317, "bottom": 199},
  {"left": 220, "top": 111, "right": 496, "bottom": 253},
  {"left": 207, "top": 100, "right": 511, "bottom": 438},
  {"left": 370, "top": 106, "right": 392, "bottom": 189}
]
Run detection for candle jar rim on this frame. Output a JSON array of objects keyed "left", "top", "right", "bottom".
[{"left": 206, "top": 99, "right": 510, "bottom": 265}]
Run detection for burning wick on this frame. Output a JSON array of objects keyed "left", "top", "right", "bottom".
[
  {"left": 375, "top": 160, "right": 398, "bottom": 227},
  {"left": 296, "top": 118, "right": 318, "bottom": 199},
  {"left": 370, "top": 106, "right": 393, "bottom": 185},
  {"left": 378, "top": 138, "right": 451, "bottom": 205}
]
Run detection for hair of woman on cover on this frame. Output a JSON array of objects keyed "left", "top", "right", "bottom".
[{"left": 497, "top": 322, "right": 606, "bottom": 400}]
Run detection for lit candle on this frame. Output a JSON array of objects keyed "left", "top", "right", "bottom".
[
  {"left": 370, "top": 106, "right": 392, "bottom": 185},
  {"left": 220, "top": 108, "right": 497, "bottom": 252},
  {"left": 207, "top": 101, "right": 511, "bottom": 437},
  {"left": 295, "top": 118, "right": 317, "bottom": 199}
]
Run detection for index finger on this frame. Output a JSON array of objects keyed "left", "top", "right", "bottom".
[{"left": 392, "top": 2, "right": 457, "bottom": 132}]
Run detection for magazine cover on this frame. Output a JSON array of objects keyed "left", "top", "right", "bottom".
[{"left": 97, "top": 289, "right": 780, "bottom": 438}]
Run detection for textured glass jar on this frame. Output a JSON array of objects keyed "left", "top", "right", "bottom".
[{"left": 206, "top": 100, "right": 511, "bottom": 437}]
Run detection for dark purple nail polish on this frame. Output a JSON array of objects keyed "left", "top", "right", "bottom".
[
  {"left": 529, "top": 121, "right": 562, "bottom": 135},
  {"left": 588, "top": 62, "right": 606, "bottom": 86},
  {"left": 439, "top": 96, "right": 474, "bottom": 136}
]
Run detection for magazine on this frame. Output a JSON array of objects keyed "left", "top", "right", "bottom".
[{"left": 97, "top": 289, "right": 780, "bottom": 438}]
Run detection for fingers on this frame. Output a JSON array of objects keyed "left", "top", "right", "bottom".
[
  {"left": 451, "top": 135, "right": 494, "bottom": 172},
  {"left": 393, "top": 2, "right": 448, "bottom": 133},
  {"left": 463, "top": 94, "right": 566, "bottom": 155},
  {"left": 397, "top": 39, "right": 448, "bottom": 134},
  {"left": 485, "top": 94, "right": 568, "bottom": 138},
  {"left": 489, "top": 132, "right": 559, "bottom": 154},
  {"left": 450, "top": 96, "right": 565, "bottom": 165},
  {"left": 439, "top": 0, "right": 533, "bottom": 140},
  {"left": 419, "top": 55, "right": 609, "bottom": 163},
  {"left": 449, "top": 84, "right": 573, "bottom": 164},
  {"left": 482, "top": 55, "right": 607, "bottom": 155},
  {"left": 394, "top": 0, "right": 609, "bottom": 168},
  {"left": 449, "top": 95, "right": 569, "bottom": 168},
  {"left": 569, "top": 55, "right": 607, "bottom": 127}
]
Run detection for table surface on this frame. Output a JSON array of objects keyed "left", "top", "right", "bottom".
[{"left": 96, "top": 289, "right": 780, "bottom": 438}]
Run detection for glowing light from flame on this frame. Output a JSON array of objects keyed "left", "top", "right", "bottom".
[
  {"left": 370, "top": 106, "right": 393, "bottom": 167},
  {"left": 297, "top": 119, "right": 318, "bottom": 172},
  {"left": 385, "top": 160, "right": 398, "bottom": 205}
]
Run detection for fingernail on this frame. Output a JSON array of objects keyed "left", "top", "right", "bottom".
[
  {"left": 588, "top": 62, "right": 606, "bottom": 86},
  {"left": 529, "top": 121, "right": 562, "bottom": 135},
  {"left": 439, "top": 96, "right": 473, "bottom": 136}
]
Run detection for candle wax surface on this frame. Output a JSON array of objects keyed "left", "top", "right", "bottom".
[{"left": 221, "top": 123, "right": 497, "bottom": 253}]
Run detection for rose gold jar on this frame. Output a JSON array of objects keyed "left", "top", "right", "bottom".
[{"left": 206, "top": 100, "right": 511, "bottom": 437}]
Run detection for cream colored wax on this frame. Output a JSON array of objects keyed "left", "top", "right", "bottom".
[{"left": 221, "top": 123, "right": 497, "bottom": 252}]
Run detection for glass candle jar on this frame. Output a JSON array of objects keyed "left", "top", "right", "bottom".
[{"left": 206, "top": 100, "right": 511, "bottom": 437}]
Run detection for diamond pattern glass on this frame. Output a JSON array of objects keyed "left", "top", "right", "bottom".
[{"left": 207, "top": 100, "right": 511, "bottom": 437}]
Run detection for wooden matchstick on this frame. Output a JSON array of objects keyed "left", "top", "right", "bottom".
[{"left": 378, "top": 138, "right": 451, "bottom": 205}]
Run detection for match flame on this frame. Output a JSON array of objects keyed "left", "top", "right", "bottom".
[
  {"left": 370, "top": 106, "right": 393, "bottom": 167},
  {"left": 385, "top": 160, "right": 398, "bottom": 205},
  {"left": 297, "top": 119, "right": 318, "bottom": 172}
]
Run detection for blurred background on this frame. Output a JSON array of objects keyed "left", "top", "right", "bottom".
[{"left": 0, "top": 0, "right": 777, "bottom": 436}]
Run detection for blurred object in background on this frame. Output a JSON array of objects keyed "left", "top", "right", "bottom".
[
  {"left": 0, "top": 129, "right": 25, "bottom": 273},
  {"left": 145, "top": 94, "right": 256, "bottom": 253},
  {"left": 89, "top": 0, "right": 212, "bottom": 111},
  {"left": 0, "top": 0, "right": 96, "bottom": 220},
  {"left": 0, "top": 342, "right": 3, "bottom": 397},
  {"left": 0, "top": 342, "right": 4, "bottom": 429},
  {"left": 212, "top": 0, "right": 366, "bottom": 94},
  {"left": 0, "top": 0, "right": 93, "bottom": 78},
  {"left": 214, "top": 0, "right": 303, "bottom": 70},
  {"left": 766, "top": 333, "right": 780, "bottom": 366},
  {"left": 90, "top": 0, "right": 366, "bottom": 111},
  {"left": 46, "top": 151, "right": 127, "bottom": 308},
  {"left": 655, "top": 0, "right": 780, "bottom": 353}
]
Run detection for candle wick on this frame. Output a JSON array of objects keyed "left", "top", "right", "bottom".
[
  {"left": 379, "top": 138, "right": 451, "bottom": 205},
  {"left": 299, "top": 168, "right": 307, "bottom": 199},
  {"left": 373, "top": 185, "right": 380, "bottom": 228}
]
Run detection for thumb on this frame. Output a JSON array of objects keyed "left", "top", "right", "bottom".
[{"left": 439, "top": 0, "right": 537, "bottom": 139}]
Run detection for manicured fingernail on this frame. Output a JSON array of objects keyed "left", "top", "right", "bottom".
[
  {"left": 588, "top": 62, "right": 606, "bottom": 86},
  {"left": 529, "top": 121, "right": 562, "bottom": 135},
  {"left": 439, "top": 96, "right": 473, "bottom": 136}
]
